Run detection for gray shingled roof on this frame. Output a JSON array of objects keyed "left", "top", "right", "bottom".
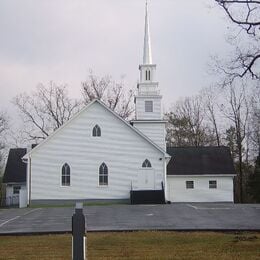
[
  {"left": 167, "top": 146, "right": 236, "bottom": 175},
  {"left": 3, "top": 148, "right": 27, "bottom": 183}
]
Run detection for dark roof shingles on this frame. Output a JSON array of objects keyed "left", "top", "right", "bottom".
[
  {"left": 3, "top": 148, "right": 27, "bottom": 183},
  {"left": 166, "top": 146, "right": 236, "bottom": 175}
]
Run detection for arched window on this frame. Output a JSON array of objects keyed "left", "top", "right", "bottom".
[
  {"left": 99, "top": 162, "right": 108, "bottom": 185},
  {"left": 62, "top": 163, "right": 70, "bottom": 186},
  {"left": 145, "top": 70, "right": 151, "bottom": 81},
  {"left": 142, "top": 159, "right": 152, "bottom": 168},
  {"left": 92, "top": 124, "right": 101, "bottom": 137}
]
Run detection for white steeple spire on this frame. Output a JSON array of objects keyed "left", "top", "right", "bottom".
[
  {"left": 143, "top": 1, "right": 152, "bottom": 64},
  {"left": 132, "top": 0, "right": 166, "bottom": 151}
]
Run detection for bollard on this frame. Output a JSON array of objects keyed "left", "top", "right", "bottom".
[{"left": 72, "top": 202, "right": 86, "bottom": 260}]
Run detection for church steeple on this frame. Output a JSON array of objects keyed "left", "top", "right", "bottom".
[
  {"left": 134, "top": 1, "right": 162, "bottom": 119},
  {"left": 132, "top": 1, "right": 166, "bottom": 151},
  {"left": 143, "top": 1, "right": 152, "bottom": 65}
]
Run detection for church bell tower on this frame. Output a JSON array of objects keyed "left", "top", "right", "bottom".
[{"left": 132, "top": 1, "right": 166, "bottom": 151}]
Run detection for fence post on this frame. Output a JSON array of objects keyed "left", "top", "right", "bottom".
[{"left": 72, "top": 202, "right": 86, "bottom": 260}]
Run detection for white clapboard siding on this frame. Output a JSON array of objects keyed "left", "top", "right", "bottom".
[
  {"left": 30, "top": 102, "right": 165, "bottom": 201},
  {"left": 133, "top": 122, "right": 166, "bottom": 151},
  {"left": 167, "top": 176, "right": 234, "bottom": 202},
  {"left": 135, "top": 96, "right": 162, "bottom": 120}
]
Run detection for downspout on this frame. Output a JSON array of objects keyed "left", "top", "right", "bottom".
[
  {"left": 22, "top": 157, "right": 29, "bottom": 207},
  {"left": 163, "top": 155, "right": 167, "bottom": 201},
  {"left": 164, "top": 156, "right": 171, "bottom": 202},
  {"left": 29, "top": 156, "right": 31, "bottom": 207}
]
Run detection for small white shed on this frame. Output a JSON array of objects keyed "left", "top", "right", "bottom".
[{"left": 166, "top": 147, "right": 236, "bottom": 202}]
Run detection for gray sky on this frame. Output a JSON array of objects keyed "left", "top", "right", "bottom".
[{"left": 0, "top": 0, "right": 232, "bottom": 116}]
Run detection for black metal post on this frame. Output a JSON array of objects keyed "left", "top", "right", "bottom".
[{"left": 72, "top": 202, "right": 86, "bottom": 260}]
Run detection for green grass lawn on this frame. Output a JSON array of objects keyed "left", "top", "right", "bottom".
[{"left": 0, "top": 232, "right": 259, "bottom": 259}]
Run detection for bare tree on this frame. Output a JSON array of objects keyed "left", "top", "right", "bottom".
[
  {"left": 0, "top": 112, "right": 8, "bottom": 171},
  {"left": 0, "top": 113, "right": 8, "bottom": 138},
  {"left": 214, "top": 0, "right": 260, "bottom": 81},
  {"left": 201, "top": 86, "right": 222, "bottom": 146},
  {"left": 82, "top": 73, "right": 135, "bottom": 120},
  {"left": 166, "top": 96, "right": 215, "bottom": 147},
  {"left": 220, "top": 83, "right": 249, "bottom": 202},
  {"left": 216, "top": 0, "right": 260, "bottom": 36},
  {"left": 13, "top": 82, "right": 82, "bottom": 142},
  {"left": 249, "top": 84, "right": 260, "bottom": 153}
]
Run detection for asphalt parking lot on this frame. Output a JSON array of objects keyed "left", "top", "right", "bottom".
[{"left": 0, "top": 203, "right": 260, "bottom": 234}]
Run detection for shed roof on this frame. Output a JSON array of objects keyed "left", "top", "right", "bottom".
[
  {"left": 3, "top": 148, "right": 27, "bottom": 183},
  {"left": 166, "top": 146, "right": 236, "bottom": 176}
]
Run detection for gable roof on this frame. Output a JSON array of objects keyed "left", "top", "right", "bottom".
[
  {"left": 167, "top": 146, "right": 236, "bottom": 176},
  {"left": 3, "top": 148, "right": 27, "bottom": 183},
  {"left": 23, "top": 99, "right": 170, "bottom": 159}
]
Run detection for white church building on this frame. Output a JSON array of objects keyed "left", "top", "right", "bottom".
[{"left": 3, "top": 3, "right": 236, "bottom": 206}]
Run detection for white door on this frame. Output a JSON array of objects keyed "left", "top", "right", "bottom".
[
  {"left": 137, "top": 169, "right": 155, "bottom": 189},
  {"left": 167, "top": 177, "right": 175, "bottom": 201}
]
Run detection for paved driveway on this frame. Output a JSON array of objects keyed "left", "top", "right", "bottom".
[{"left": 0, "top": 203, "right": 260, "bottom": 234}]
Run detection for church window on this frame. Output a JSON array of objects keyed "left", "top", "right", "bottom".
[
  {"left": 92, "top": 124, "right": 101, "bottom": 137},
  {"left": 99, "top": 162, "right": 108, "bottom": 186},
  {"left": 209, "top": 180, "right": 217, "bottom": 189},
  {"left": 145, "top": 101, "right": 153, "bottom": 112},
  {"left": 142, "top": 159, "right": 152, "bottom": 168},
  {"left": 13, "top": 185, "right": 21, "bottom": 194},
  {"left": 186, "top": 181, "right": 194, "bottom": 189},
  {"left": 145, "top": 70, "right": 151, "bottom": 80},
  {"left": 61, "top": 163, "right": 70, "bottom": 186}
]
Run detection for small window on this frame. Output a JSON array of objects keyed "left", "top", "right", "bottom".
[
  {"left": 13, "top": 186, "right": 21, "bottom": 194},
  {"left": 99, "top": 162, "right": 108, "bottom": 186},
  {"left": 62, "top": 163, "right": 70, "bottom": 186},
  {"left": 209, "top": 180, "right": 217, "bottom": 189},
  {"left": 186, "top": 181, "right": 194, "bottom": 189},
  {"left": 145, "top": 101, "right": 153, "bottom": 112},
  {"left": 92, "top": 124, "right": 101, "bottom": 137},
  {"left": 142, "top": 159, "right": 152, "bottom": 168},
  {"left": 145, "top": 70, "right": 151, "bottom": 80}
]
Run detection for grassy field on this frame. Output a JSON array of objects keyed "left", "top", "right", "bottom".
[{"left": 0, "top": 231, "right": 259, "bottom": 259}]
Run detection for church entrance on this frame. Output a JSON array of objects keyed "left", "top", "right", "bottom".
[{"left": 137, "top": 169, "right": 155, "bottom": 190}]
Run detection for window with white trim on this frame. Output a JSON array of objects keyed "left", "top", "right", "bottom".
[
  {"left": 186, "top": 181, "right": 194, "bottom": 189},
  {"left": 13, "top": 186, "right": 21, "bottom": 194},
  {"left": 62, "top": 163, "right": 70, "bottom": 186},
  {"left": 99, "top": 162, "right": 108, "bottom": 186},
  {"left": 92, "top": 124, "right": 101, "bottom": 137},
  {"left": 209, "top": 180, "right": 217, "bottom": 189},
  {"left": 142, "top": 159, "right": 152, "bottom": 168},
  {"left": 145, "top": 101, "right": 153, "bottom": 112}
]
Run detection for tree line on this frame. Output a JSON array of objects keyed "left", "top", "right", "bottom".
[{"left": 0, "top": 72, "right": 258, "bottom": 203}]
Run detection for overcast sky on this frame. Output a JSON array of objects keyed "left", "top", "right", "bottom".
[{"left": 0, "top": 0, "right": 233, "bottom": 116}]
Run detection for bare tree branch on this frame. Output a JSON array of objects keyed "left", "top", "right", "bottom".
[
  {"left": 13, "top": 82, "right": 82, "bottom": 142},
  {"left": 220, "top": 83, "right": 249, "bottom": 202},
  {"left": 82, "top": 72, "right": 135, "bottom": 120},
  {"left": 214, "top": 0, "right": 260, "bottom": 81},
  {"left": 166, "top": 95, "right": 216, "bottom": 147}
]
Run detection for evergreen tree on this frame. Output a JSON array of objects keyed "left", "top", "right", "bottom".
[{"left": 248, "top": 153, "right": 260, "bottom": 202}]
